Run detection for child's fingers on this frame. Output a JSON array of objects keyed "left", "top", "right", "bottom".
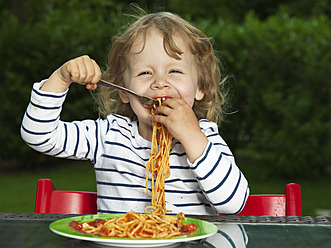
[
  {"left": 90, "top": 58, "right": 102, "bottom": 84},
  {"left": 83, "top": 57, "right": 102, "bottom": 90},
  {"left": 59, "top": 55, "right": 101, "bottom": 89},
  {"left": 154, "top": 104, "right": 171, "bottom": 117},
  {"left": 80, "top": 56, "right": 96, "bottom": 83},
  {"left": 85, "top": 83, "right": 97, "bottom": 90},
  {"left": 74, "top": 56, "right": 90, "bottom": 83},
  {"left": 151, "top": 114, "right": 167, "bottom": 126},
  {"left": 66, "top": 58, "right": 82, "bottom": 83},
  {"left": 154, "top": 98, "right": 180, "bottom": 115}
]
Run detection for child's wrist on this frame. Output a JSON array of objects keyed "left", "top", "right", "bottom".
[
  {"left": 180, "top": 131, "right": 208, "bottom": 163},
  {"left": 41, "top": 70, "right": 71, "bottom": 93}
]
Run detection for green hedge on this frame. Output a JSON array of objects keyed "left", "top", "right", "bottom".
[
  {"left": 201, "top": 12, "right": 331, "bottom": 178},
  {"left": 0, "top": 1, "right": 125, "bottom": 168},
  {"left": 1, "top": 3, "right": 330, "bottom": 178}
]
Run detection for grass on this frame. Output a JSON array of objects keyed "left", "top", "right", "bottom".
[
  {"left": 0, "top": 161, "right": 96, "bottom": 213},
  {"left": 0, "top": 161, "right": 330, "bottom": 216}
]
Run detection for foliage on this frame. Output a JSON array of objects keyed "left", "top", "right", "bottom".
[
  {"left": 1, "top": 1, "right": 330, "bottom": 178},
  {"left": 201, "top": 12, "right": 331, "bottom": 178},
  {"left": 118, "top": 0, "right": 331, "bottom": 22},
  {"left": 0, "top": 0, "right": 125, "bottom": 167}
]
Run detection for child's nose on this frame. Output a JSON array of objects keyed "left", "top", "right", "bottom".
[{"left": 151, "top": 77, "right": 170, "bottom": 90}]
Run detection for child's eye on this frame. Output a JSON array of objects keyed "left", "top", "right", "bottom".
[
  {"left": 138, "top": 71, "right": 151, "bottom": 76},
  {"left": 170, "top": 69, "right": 182, "bottom": 74}
]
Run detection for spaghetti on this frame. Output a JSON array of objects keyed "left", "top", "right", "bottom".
[
  {"left": 69, "top": 211, "right": 197, "bottom": 238},
  {"left": 69, "top": 98, "right": 197, "bottom": 238},
  {"left": 145, "top": 98, "right": 173, "bottom": 214}
]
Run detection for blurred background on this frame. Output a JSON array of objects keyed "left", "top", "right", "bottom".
[{"left": 0, "top": 0, "right": 330, "bottom": 216}]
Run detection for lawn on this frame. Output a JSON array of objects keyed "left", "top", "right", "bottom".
[
  {"left": 0, "top": 161, "right": 330, "bottom": 216},
  {"left": 0, "top": 161, "right": 97, "bottom": 213}
]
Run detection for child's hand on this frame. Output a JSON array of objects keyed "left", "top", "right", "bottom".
[
  {"left": 152, "top": 98, "right": 208, "bottom": 163},
  {"left": 153, "top": 98, "right": 199, "bottom": 140},
  {"left": 42, "top": 55, "right": 102, "bottom": 93}
]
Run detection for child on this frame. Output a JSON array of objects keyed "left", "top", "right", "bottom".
[{"left": 21, "top": 11, "right": 249, "bottom": 215}]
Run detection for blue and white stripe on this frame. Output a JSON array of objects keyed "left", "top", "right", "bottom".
[{"left": 203, "top": 224, "right": 248, "bottom": 248}]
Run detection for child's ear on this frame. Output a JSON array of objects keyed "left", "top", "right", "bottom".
[
  {"left": 195, "top": 88, "right": 205, "bottom": 101},
  {"left": 119, "top": 90, "right": 130, "bottom": 103}
]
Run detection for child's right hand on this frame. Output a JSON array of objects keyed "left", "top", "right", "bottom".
[{"left": 41, "top": 55, "right": 102, "bottom": 93}]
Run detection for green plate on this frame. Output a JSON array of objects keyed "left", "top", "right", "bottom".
[{"left": 49, "top": 214, "right": 218, "bottom": 247}]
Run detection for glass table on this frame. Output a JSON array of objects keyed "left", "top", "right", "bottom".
[{"left": 0, "top": 213, "right": 330, "bottom": 248}]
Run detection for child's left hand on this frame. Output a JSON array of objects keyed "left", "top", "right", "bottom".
[{"left": 152, "top": 98, "right": 208, "bottom": 163}]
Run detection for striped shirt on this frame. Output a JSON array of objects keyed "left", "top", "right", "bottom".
[
  {"left": 21, "top": 81, "right": 249, "bottom": 215},
  {"left": 203, "top": 224, "right": 248, "bottom": 247}
]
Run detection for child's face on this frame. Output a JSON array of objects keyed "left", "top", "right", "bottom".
[{"left": 121, "top": 27, "right": 204, "bottom": 138}]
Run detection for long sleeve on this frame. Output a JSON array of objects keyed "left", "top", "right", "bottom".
[
  {"left": 189, "top": 120, "right": 249, "bottom": 215},
  {"left": 20, "top": 81, "right": 101, "bottom": 162}
]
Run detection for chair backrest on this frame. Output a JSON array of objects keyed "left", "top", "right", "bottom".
[
  {"left": 35, "top": 179, "right": 301, "bottom": 216},
  {"left": 35, "top": 178, "right": 97, "bottom": 214},
  {"left": 237, "top": 183, "right": 301, "bottom": 216}
]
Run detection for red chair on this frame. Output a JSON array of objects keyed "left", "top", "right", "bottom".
[
  {"left": 237, "top": 183, "right": 302, "bottom": 216},
  {"left": 35, "top": 179, "right": 301, "bottom": 216},
  {"left": 34, "top": 178, "right": 97, "bottom": 214}
]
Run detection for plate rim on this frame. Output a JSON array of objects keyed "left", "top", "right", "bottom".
[{"left": 49, "top": 213, "right": 218, "bottom": 245}]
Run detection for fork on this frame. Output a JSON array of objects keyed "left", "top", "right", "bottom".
[{"left": 98, "top": 79, "right": 160, "bottom": 109}]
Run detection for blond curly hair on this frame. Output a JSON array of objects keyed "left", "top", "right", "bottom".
[{"left": 97, "top": 11, "right": 227, "bottom": 124}]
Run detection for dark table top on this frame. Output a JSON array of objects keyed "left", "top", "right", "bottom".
[{"left": 1, "top": 213, "right": 330, "bottom": 248}]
